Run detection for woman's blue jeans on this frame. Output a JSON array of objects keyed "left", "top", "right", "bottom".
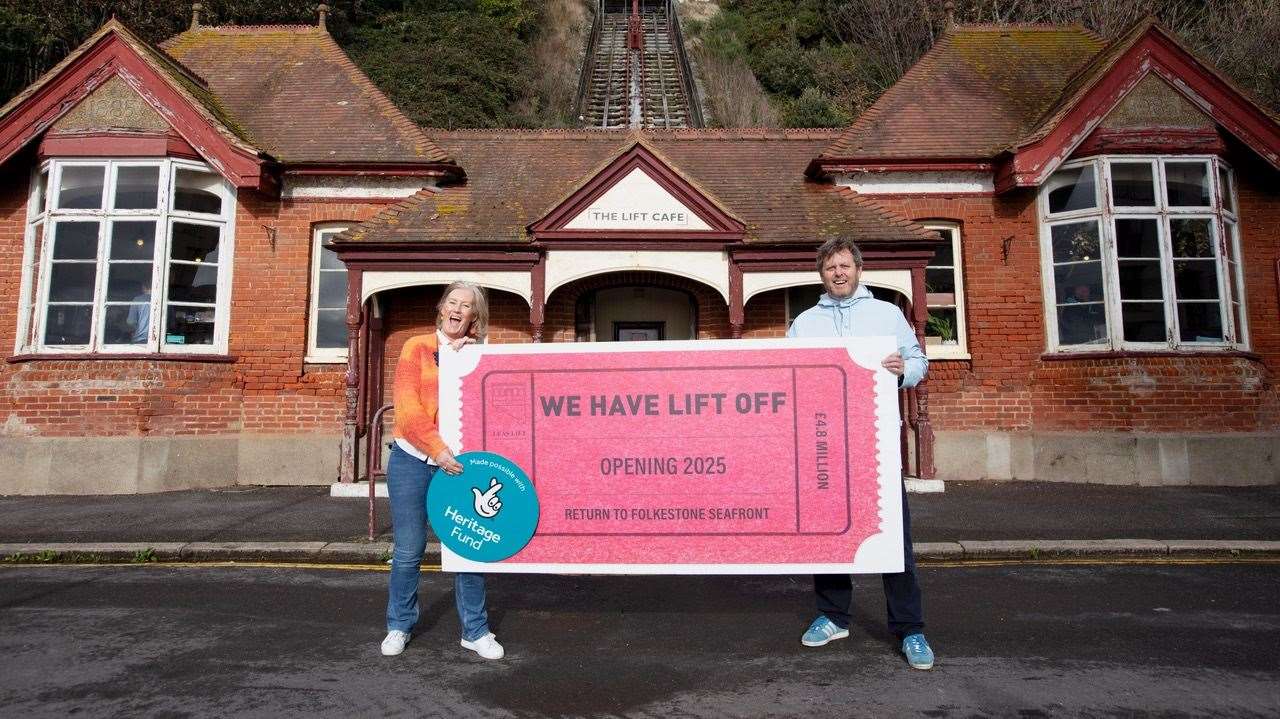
[{"left": 385, "top": 444, "right": 490, "bottom": 641}]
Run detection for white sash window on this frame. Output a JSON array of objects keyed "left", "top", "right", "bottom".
[
  {"left": 18, "top": 158, "right": 235, "bottom": 355},
  {"left": 1039, "top": 156, "right": 1246, "bottom": 353},
  {"left": 307, "top": 223, "right": 354, "bottom": 362}
]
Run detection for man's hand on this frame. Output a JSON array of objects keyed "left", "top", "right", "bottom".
[
  {"left": 881, "top": 351, "right": 905, "bottom": 376},
  {"left": 434, "top": 447, "right": 464, "bottom": 475},
  {"left": 448, "top": 336, "right": 476, "bottom": 352}
]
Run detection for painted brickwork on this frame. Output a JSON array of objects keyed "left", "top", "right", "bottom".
[
  {"left": 0, "top": 158, "right": 398, "bottom": 438},
  {"left": 868, "top": 151, "right": 1280, "bottom": 434}
]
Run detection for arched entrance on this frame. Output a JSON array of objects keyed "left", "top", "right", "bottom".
[{"left": 544, "top": 270, "right": 729, "bottom": 342}]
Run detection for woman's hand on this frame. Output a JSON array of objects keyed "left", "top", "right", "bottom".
[
  {"left": 434, "top": 447, "right": 465, "bottom": 475},
  {"left": 448, "top": 336, "right": 476, "bottom": 352}
]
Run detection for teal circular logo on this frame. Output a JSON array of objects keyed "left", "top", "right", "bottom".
[{"left": 427, "top": 451, "right": 539, "bottom": 563}]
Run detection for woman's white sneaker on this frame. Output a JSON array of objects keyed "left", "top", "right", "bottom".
[
  {"left": 461, "top": 633, "right": 504, "bottom": 660},
  {"left": 381, "top": 630, "right": 410, "bottom": 656}
]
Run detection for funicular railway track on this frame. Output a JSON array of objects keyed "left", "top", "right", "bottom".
[{"left": 579, "top": 0, "right": 701, "bottom": 129}]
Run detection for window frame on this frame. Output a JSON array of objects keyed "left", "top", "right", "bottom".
[
  {"left": 1038, "top": 155, "right": 1247, "bottom": 354},
  {"left": 921, "top": 222, "right": 969, "bottom": 360},
  {"left": 20, "top": 157, "right": 235, "bottom": 356},
  {"left": 306, "top": 222, "right": 355, "bottom": 363}
]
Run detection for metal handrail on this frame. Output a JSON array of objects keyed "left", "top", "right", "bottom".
[
  {"left": 666, "top": 0, "right": 704, "bottom": 127},
  {"left": 574, "top": 2, "right": 605, "bottom": 124},
  {"left": 366, "top": 403, "right": 394, "bottom": 541}
]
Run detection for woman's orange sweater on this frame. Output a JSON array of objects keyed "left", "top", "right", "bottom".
[{"left": 392, "top": 332, "right": 447, "bottom": 459}]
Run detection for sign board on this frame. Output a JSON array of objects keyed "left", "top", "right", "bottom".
[
  {"left": 438, "top": 337, "right": 903, "bottom": 574},
  {"left": 563, "top": 167, "right": 713, "bottom": 231}
]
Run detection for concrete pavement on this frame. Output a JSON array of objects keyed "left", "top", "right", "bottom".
[{"left": 1, "top": 482, "right": 1278, "bottom": 564}]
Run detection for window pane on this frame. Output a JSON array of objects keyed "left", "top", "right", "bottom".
[
  {"left": 319, "top": 244, "right": 345, "bottom": 270},
  {"left": 1121, "top": 302, "right": 1166, "bottom": 342},
  {"left": 57, "top": 165, "right": 105, "bottom": 209},
  {"left": 167, "top": 263, "right": 219, "bottom": 304},
  {"left": 1178, "top": 303, "right": 1222, "bottom": 342},
  {"left": 925, "top": 267, "right": 955, "bottom": 295},
  {"left": 1047, "top": 165, "right": 1097, "bottom": 213},
  {"left": 43, "top": 305, "right": 92, "bottom": 345},
  {"left": 316, "top": 309, "right": 347, "bottom": 348},
  {"left": 1118, "top": 260, "right": 1162, "bottom": 300},
  {"left": 52, "top": 222, "right": 99, "bottom": 259},
  {"left": 102, "top": 304, "right": 150, "bottom": 345},
  {"left": 48, "top": 264, "right": 97, "bottom": 302},
  {"left": 106, "top": 263, "right": 153, "bottom": 301},
  {"left": 1110, "top": 163, "right": 1155, "bottom": 206},
  {"left": 1174, "top": 260, "right": 1220, "bottom": 300},
  {"left": 924, "top": 307, "right": 958, "bottom": 345},
  {"left": 165, "top": 305, "right": 215, "bottom": 345},
  {"left": 1165, "top": 162, "right": 1210, "bottom": 207},
  {"left": 173, "top": 169, "right": 223, "bottom": 214},
  {"left": 318, "top": 271, "right": 346, "bottom": 309},
  {"left": 170, "top": 223, "right": 220, "bottom": 263},
  {"left": 110, "top": 221, "right": 156, "bottom": 260},
  {"left": 1114, "top": 218, "right": 1159, "bottom": 258},
  {"left": 928, "top": 232, "right": 954, "bottom": 266},
  {"left": 1057, "top": 304, "right": 1107, "bottom": 345},
  {"left": 1054, "top": 262, "right": 1104, "bottom": 304},
  {"left": 33, "top": 169, "right": 48, "bottom": 214},
  {"left": 113, "top": 166, "right": 160, "bottom": 210},
  {"left": 1050, "top": 222, "right": 1099, "bottom": 263},
  {"left": 1218, "top": 166, "right": 1234, "bottom": 212},
  {"left": 1170, "top": 218, "right": 1214, "bottom": 258}
]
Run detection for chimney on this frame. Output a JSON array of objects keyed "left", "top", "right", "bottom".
[
  {"left": 190, "top": 2, "right": 202, "bottom": 30},
  {"left": 317, "top": 3, "right": 330, "bottom": 30}
]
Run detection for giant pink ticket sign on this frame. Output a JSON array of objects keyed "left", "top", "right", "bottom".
[{"left": 438, "top": 337, "right": 904, "bottom": 574}]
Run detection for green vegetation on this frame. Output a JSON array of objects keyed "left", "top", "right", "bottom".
[{"left": 132, "top": 547, "right": 158, "bottom": 563}]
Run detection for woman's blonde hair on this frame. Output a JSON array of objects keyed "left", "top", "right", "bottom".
[{"left": 436, "top": 281, "right": 489, "bottom": 341}]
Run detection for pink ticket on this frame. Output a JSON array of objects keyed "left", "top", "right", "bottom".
[{"left": 439, "top": 337, "right": 904, "bottom": 574}]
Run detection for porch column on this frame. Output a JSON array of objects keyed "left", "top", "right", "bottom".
[
  {"left": 530, "top": 255, "right": 546, "bottom": 342},
  {"left": 340, "top": 268, "right": 364, "bottom": 484},
  {"left": 909, "top": 266, "right": 936, "bottom": 479},
  {"left": 728, "top": 259, "right": 744, "bottom": 338}
]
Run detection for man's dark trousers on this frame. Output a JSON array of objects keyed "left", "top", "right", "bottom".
[{"left": 813, "top": 483, "right": 923, "bottom": 639}]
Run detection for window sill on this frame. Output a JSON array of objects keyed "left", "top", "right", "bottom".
[
  {"left": 926, "top": 350, "right": 971, "bottom": 361},
  {"left": 304, "top": 355, "right": 349, "bottom": 365},
  {"left": 6, "top": 352, "right": 237, "bottom": 364},
  {"left": 1039, "top": 349, "right": 1259, "bottom": 362}
]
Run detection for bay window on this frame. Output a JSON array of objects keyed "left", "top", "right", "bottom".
[
  {"left": 19, "top": 158, "right": 234, "bottom": 354},
  {"left": 1039, "top": 156, "right": 1246, "bottom": 352}
]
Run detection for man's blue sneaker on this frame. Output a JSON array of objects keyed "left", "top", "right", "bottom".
[
  {"left": 901, "top": 633, "right": 934, "bottom": 669},
  {"left": 800, "top": 616, "right": 850, "bottom": 647}
]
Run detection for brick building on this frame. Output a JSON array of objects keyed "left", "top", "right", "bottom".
[{"left": 0, "top": 16, "right": 1276, "bottom": 493}]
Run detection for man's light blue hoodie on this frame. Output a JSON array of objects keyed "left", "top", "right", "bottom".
[{"left": 786, "top": 284, "right": 928, "bottom": 388}]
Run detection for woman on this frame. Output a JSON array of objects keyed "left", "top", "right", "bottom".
[{"left": 381, "top": 281, "right": 503, "bottom": 660}]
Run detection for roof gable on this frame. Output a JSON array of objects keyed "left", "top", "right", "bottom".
[
  {"left": 1001, "top": 20, "right": 1280, "bottom": 188},
  {"left": 531, "top": 140, "right": 746, "bottom": 240},
  {"left": 0, "top": 19, "right": 269, "bottom": 188}
]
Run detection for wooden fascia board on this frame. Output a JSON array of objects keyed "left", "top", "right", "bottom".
[
  {"left": 1007, "top": 33, "right": 1280, "bottom": 188},
  {"left": 808, "top": 158, "right": 995, "bottom": 176},
  {"left": 0, "top": 32, "right": 269, "bottom": 189},
  {"left": 534, "top": 230, "right": 743, "bottom": 244},
  {"left": 529, "top": 144, "right": 746, "bottom": 235},
  {"left": 39, "top": 130, "right": 201, "bottom": 159},
  {"left": 285, "top": 163, "right": 463, "bottom": 179}
]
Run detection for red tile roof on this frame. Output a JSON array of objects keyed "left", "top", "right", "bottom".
[
  {"left": 342, "top": 129, "right": 937, "bottom": 246},
  {"left": 817, "top": 25, "right": 1105, "bottom": 161},
  {"left": 161, "top": 25, "right": 453, "bottom": 166}
]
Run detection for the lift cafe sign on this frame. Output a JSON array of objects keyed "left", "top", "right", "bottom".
[{"left": 564, "top": 168, "right": 713, "bottom": 231}]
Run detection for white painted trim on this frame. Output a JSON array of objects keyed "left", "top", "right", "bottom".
[
  {"left": 563, "top": 167, "right": 714, "bottom": 231},
  {"left": 921, "top": 223, "right": 968, "bottom": 359},
  {"left": 362, "top": 270, "right": 532, "bottom": 305},
  {"left": 744, "top": 269, "right": 914, "bottom": 305},
  {"left": 836, "top": 171, "right": 994, "bottom": 195},
  {"left": 545, "top": 250, "right": 730, "bottom": 301},
  {"left": 281, "top": 175, "right": 435, "bottom": 200}
]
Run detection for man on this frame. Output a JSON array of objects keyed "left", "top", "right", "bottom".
[{"left": 785, "top": 237, "right": 934, "bottom": 670}]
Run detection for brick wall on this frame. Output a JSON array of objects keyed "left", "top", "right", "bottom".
[
  {"left": 870, "top": 150, "right": 1280, "bottom": 434},
  {"left": 0, "top": 162, "right": 395, "bottom": 437}
]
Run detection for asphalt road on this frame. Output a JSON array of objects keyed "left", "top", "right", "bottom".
[{"left": 1, "top": 562, "right": 1277, "bottom": 717}]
